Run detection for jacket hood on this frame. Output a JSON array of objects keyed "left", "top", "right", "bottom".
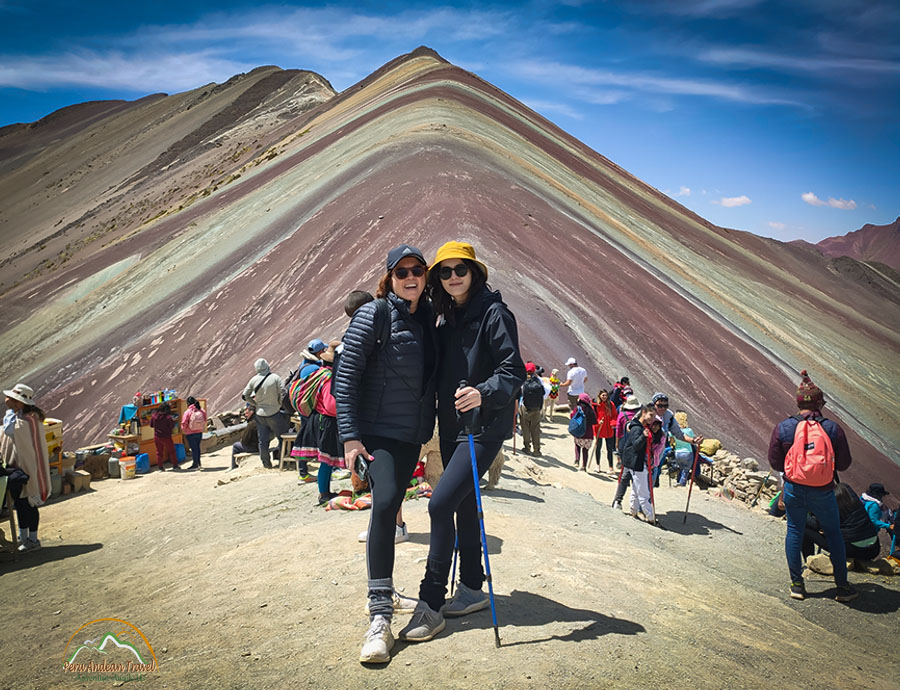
[
  {"left": 460, "top": 286, "right": 502, "bottom": 323},
  {"left": 861, "top": 492, "right": 882, "bottom": 505},
  {"left": 254, "top": 358, "right": 271, "bottom": 374}
]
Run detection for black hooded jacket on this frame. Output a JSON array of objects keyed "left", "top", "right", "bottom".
[
  {"left": 621, "top": 417, "right": 662, "bottom": 472},
  {"left": 334, "top": 292, "right": 438, "bottom": 445},
  {"left": 436, "top": 286, "right": 526, "bottom": 443}
]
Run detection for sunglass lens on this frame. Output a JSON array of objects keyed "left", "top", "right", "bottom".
[
  {"left": 439, "top": 264, "right": 469, "bottom": 279},
  {"left": 395, "top": 266, "right": 425, "bottom": 278}
]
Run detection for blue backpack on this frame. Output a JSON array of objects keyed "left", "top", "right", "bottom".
[{"left": 568, "top": 407, "right": 586, "bottom": 437}]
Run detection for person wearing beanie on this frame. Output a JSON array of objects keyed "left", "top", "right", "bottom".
[
  {"left": 768, "top": 369, "right": 856, "bottom": 602},
  {"left": 242, "top": 357, "right": 288, "bottom": 469}
]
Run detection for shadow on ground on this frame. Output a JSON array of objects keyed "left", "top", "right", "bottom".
[
  {"left": 445, "top": 589, "right": 645, "bottom": 647},
  {"left": 657, "top": 511, "right": 743, "bottom": 536},
  {"left": 406, "top": 533, "right": 504, "bottom": 554},
  {"left": 0, "top": 543, "right": 103, "bottom": 573}
]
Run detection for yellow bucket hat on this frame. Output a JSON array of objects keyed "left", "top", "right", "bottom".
[{"left": 429, "top": 241, "right": 489, "bottom": 280}]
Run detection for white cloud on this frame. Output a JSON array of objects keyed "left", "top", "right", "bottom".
[
  {"left": 509, "top": 59, "right": 806, "bottom": 108},
  {"left": 0, "top": 49, "right": 254, "bottom": 91},
  {"left": 801, "top": 192, "right": 858, "bottom": 209},
  {"left": 768, "top": 221, "right": 786, "bottom": 230},
  {"left": 712, "top": 195, "right": 752, "bottom": 207},
  {"left": 700, "top": 47, "right": 900, "bottom": 75},
  {"left": 522, "top": 99, "right": 583, "bottom": 120},
  {"left": 676, "top": 186, "right": 691, "bottom": 197}
]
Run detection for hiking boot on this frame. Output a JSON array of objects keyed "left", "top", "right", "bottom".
[
  {"left": 365, "top": 591, "right": 419, "bottom": 615},
  {"left": 189, "top": 462, "right": 201, "bottom": 470},
  {"left": 297, "top": 472, "right": 316, "bottom": 484},
  {"left": 443, "top": 583, "right": 489, "bottom": 617},
  {"left": 789, "top": 581, "right": 806, "bottom": 600},
  {"left": 835, "top": 584, "right": 858, "bottom": 602},
  {"left": 357, "top": 523, "right": 408, "bottom": 544},
  {"left": 359, "top": 615, "right": 394, "bottom": 664},
  {"left": 332, "top": 468, "right": 351, "bottom": 480},
  {"left": 398, "top": 601, "right": 446, "bottom": 642},
  {"left": 612, "top": 500, "right": 622, "bottom": 510}
]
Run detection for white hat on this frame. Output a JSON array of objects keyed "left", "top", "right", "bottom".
[
  {"left": 565, "top": 357, "right": 577, "bottom": 366},
  {"left": 4, "top": 383, "right": 35, "bottom": 406},
  {"left": 622, "top": 395, "right": 640, "bottom": 411}
]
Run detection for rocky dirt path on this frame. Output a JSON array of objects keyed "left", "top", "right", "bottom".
[{"left": 2, "top": 417, "right": 898, "bottom": 689}]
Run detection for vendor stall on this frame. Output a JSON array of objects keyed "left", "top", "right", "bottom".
[{"left": 109, "top": 397, "right": 206, "bottom": 468}]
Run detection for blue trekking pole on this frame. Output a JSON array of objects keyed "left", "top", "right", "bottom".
[{"left": 459, "top": 380, "right": 501, "bottom": 648}]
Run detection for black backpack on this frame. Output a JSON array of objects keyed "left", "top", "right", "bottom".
[{"left": 522, "top": 376, "right": 545, "bottom": 410}]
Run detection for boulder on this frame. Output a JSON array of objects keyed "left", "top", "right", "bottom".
[
  {"left": 806, "top": 553, "right": 833, "bottom": 575},
  {"left": 860, "top": 558, "right": 897, "bottom": 576},
  {"left": 741, "top": 457, "right": 760, "bottom": 471}
]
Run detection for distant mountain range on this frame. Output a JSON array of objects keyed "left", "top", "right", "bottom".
[
  {"left": 1, "top": 46, "right": 897, "bottom": 488},
  {"left": 791, "top": 217, "right": 900, "bottom": 271}
]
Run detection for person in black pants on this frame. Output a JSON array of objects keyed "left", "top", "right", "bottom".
[
  {"left": 333, "top": 244, "right": 438, "bottom": 665},
  {"left": 399, "top": 241, "right": 525, "bottom": 645},
  {"left": 803, "top": 482, "right": 881, "bottom": 562}
]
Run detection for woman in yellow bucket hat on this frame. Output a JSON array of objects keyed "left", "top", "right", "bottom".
[{"left": 399, "top": 241, "right": 526, "bottom": 643}]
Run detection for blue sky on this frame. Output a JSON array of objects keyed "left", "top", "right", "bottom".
[{"left": 1, "top": 0, "right": 897, "bottom": 242}]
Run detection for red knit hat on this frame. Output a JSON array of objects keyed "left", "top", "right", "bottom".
[{"left": 796, "top": 369, "right": 824, "bottom": 408}]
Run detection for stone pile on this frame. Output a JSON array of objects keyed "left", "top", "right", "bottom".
[{"left": 706, "top": 449, "right": 780, "bottom": 509}]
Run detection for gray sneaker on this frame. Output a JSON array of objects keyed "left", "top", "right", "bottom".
[
  {"left": 359, "top": 615, "right": 394, "bottom": 664},
  {"left": 443, "top": 583, "right": 489, "bottom": 617},
  {"left": 398, "top": 601, "right": 445, "bottom": 642},
  {"left": 364, "top": 590, "right": 419, "bottom": 615}
]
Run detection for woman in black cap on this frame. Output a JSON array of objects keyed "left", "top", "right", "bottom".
[
  {"left": 862, "top": 482, "right": 894, "bottom": 536},
  {"left": 399, "top": 241, "right": 525, "bottom": 644},
  {"left": 333, "top": 244, "right": 438, "bottom": 664}
]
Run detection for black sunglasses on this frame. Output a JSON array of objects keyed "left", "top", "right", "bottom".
[
  {"left": 655, "top": 401, "right": 669, "bottom": 408},
  {"left": 393, "top": 265, "right": 426, "bottom": 279},
  {"left": 438, "top": 264, "right": 469, "bottom": 280}
]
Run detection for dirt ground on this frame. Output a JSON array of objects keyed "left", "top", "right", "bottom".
[{"left": 2, "top": 416, "right": 899, "bottom": 689}]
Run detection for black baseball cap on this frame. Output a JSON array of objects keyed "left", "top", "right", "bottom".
[
  {"left": 868, "top": 483, "right": 890, "bottom": 498},
  {"left": 386, "top": 244, "right": 426, "bottom": 271}
]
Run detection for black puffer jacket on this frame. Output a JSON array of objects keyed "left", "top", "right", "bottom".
[
  {"left": 621, "top": 418, "right": 661, "bottom": 472},
  {"left": 334, "top": 292, "right": 437, "bottom": 445},
  {"left": 437, "top": 286, "right": 526, "bottom": 443}
]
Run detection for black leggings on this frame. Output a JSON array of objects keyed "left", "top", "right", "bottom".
[
  {"left": 418, "top": 438, "right": 502, "bottom": 612},
  {"left": 363, "top": 435, "right": 421, "bottom": 581},
  {"left": 14, "top": 497, "right": 39, "bottom": 532},
  {"left": 802, "top": 528, "right": 880, "bottom": 561},
  {"left": 595, "top": 435, "right": 615, "bottom": 468}
]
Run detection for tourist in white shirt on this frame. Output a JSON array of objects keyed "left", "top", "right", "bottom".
[{"left": 561, "top": 357, "right": 587, "bottom": 411}]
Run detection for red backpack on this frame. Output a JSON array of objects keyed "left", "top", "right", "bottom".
[{"left": 784, "top": 416, "right": 835, "bottom": 487}]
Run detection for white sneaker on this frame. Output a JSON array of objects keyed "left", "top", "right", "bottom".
[
  {"left": 357, "top": 523, "right": 409, "bottom": 544},
  {"left": 364, "top": 590, "right": 419, "bottom": 615},
  {"left": 359, "top": 615, "right": 394, "bottom": 664},
  {"left": 332, "top": 468, "right": 351, "bottom": 480}
]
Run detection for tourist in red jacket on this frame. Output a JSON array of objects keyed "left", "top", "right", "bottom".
[{"left": 592, "top": 389, "right": 617, "bottom": 472}]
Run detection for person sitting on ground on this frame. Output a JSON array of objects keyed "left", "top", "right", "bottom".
[
  {"left": 150, "top": 402, "right": 180, "bottom": 471},
  {"left": 768, "top": 369, "right": 856, "bottom": 602},
  {"left": 231, "top": 404, "right": 261, "bottom": 469},
  {"left": 571, "top": 393, "right": 598, "bottom": 471},
  {"left": 520, "top": 362, "right": 548, "bottom": 456},
  {"left": 803, "top": 482, "right": 881, "bottom": 564},
  {"left": 861, "top": 483, "right": 894, "bottom": 537},
  {"left": 592, "top": 389, "right": 617, "bottom": 473},
  {"left": 560, "top": 357, "right": 588, "bottom": 412},
  {"left": 611, "top": 395, "right": 641, "bottom": 510},
  {"left": 670, "top": 410, "right": 714, "bottom": 486}
]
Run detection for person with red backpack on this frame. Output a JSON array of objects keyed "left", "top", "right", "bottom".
[{"left": 767, "top": 370, "right": 856, "bottom": 602}]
